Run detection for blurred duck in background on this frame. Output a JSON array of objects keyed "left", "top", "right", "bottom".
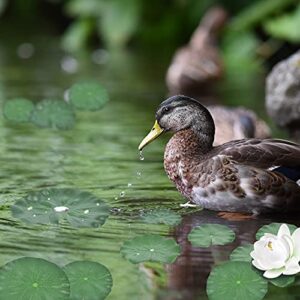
[{"left": 166, "top": 6, "right": 227, "bottom": 95}]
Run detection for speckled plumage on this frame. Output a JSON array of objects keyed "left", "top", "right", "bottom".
[{"left": 140, "top": 95, "right": 300, "bottom": 214}]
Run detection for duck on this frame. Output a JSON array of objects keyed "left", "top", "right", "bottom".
[
  {"left": 208, "top": 105, "right": 271, "bottom": 146},
  {"left": 166, "top": 6, "right": 227, "bottom": 95},
  {"left": 138, "top": 95, "right": 300, "bottom": 214}
]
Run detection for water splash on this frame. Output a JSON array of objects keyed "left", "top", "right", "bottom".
[
  {"left": 54, "top": 206, "right": 69, "bottom": 213},
  {"left": 119, "top": 191, "right": 125, "bottom": 198},
  {"left": 127, "top": 183, "right": 132, "bottom": 187},
  {"left": 139, "top": 150, "right": 144, "bottom": 161},
  {"left": 136, "top": 171, "right": 142, "bottom": 178}
]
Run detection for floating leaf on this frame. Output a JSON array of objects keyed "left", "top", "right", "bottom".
[
  {"left": 68, "top": 82, "right": 109, "bottom": 111},
  {"left": 256, "top": 223, "right": 297, "bottom": 240},
  {"left": 64, "top": 261, "right": 112, "bottom": 300},
  {"left": 141, "top": 209, "right": 181, "bottom": 226},
  {"left": 188, "top": 224, "right": 235, "bottom": 247},
  {"left": 11, "top": 188, "right": 110, "bottom": 228},
  {"left": 230, "top": 244, "right": 254, "bottom": 262},
  {"left": 207, "top": 261, "right": 268, "bottom": 300},
  {"left": 269, "top": 275, "right": 295, "bottom": 288},
  {"left": 120, "top": 234, "right": 180, "bottom": 264},
  {"left": 0, "top": 257, "right": 70, "bottom": 300},
  {"left": 30, "top": 99, "right": 75, "bottom": 129},
  {"left": 3, "top": 98, "right": 34, "bottom": 123}
]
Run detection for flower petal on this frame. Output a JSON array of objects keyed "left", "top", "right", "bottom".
[
  {"left": 283, "top": 257, "right": 300, "bottom": 275},
  {"left": 278, "top": 224, "right": 291, "bottom": 238},
  {"left": 263, "top": 268, "right": 284, "bottom": 279},
  {"left": 252, "top": 259, "right": 266, "bottom": 271},
  {"left": 292, "top": 228, "right": 300, "bottom": 261}
]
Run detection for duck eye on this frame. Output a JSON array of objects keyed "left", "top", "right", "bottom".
[{"left": 162, "top": 107, "right": 170, "bottom": 114}]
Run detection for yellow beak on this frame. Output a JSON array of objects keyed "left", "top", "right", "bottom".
[{"left": 138, "top": 120, "right": 164, "bottom": 150}]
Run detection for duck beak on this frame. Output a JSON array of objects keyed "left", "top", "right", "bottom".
[{"left": 138, "top": 120, "right": 164, "bottom": 150}]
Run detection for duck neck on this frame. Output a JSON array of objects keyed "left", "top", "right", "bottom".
[{"left": 167, "top": 128, "right": 214, "bottom": 158}]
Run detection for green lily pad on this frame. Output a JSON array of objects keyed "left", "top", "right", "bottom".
[
  {"left": 256, "top": 223, "right": 297, "bottom": 240},
  {"left": 0, "top": 257, "right": 70, "bottom": 300},
  {"left": 269, "top": 275, "right": 295, "bottom": 288},
  {"left": 3, "top": 98, "right": 34, "bottom": 123},
  {"left": 141, "top": 209, "right": 182, "bottom": 226},
  {"left": 11, "top": 188, "right": 110, "bottom": 228},
  {"left": 68, "top": 81, "right": 109, "bottom": 111},
  {"left": 64, "top": 261, "right": 112, "bottom": 300},
  {"left": 230, "top": 244, "right": 254, "bottom": 262},
  {"left": 188, "top": 224, "right": 235, "bottom": 247},
  {"left": 120, "top": 234, "right": 180, "bottom": 264},
  {"left": 30, "top": 99, "right": 75, "bottom": 129},
  {"left": 207, "top": 261, "right": 268, "bottom": 300}
]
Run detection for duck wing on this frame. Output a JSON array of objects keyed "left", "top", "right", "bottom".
[{"left": 214, "top": 138, "right": 300, "bottom": 169}]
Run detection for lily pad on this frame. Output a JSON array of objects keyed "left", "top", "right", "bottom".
[
  {"left": 64, "top": 261, "right": 112, "bottom": 300},
  {"left": 141, "top": 209, "right": 182, "bottom": 226},
  {"left": 230, "top": 244, "right": 254, "bottom": 262},
  {"left": 120, "top": 234, "right": 180, "bottom": 264},
  {"left": 3, "top": 98, "right": 34, "bottom": 123},
  {"left": 68, "top": 81, "right": 109, "bottom": 111},
  {"left": 0, "top": 257, "right": 70, "bottom": 300},
  {"left": 269, "top": 275, "right": 295, "bottom": 288},
  {"left": 30, "top": 99, "right": 75, "bottom": 129},
  {"left": 207, "top": 261, "right": 268, "bottom": 300},
  {"left": 188, "top": 224, "right": 235, "bottom": 247},
  {"left": 256, "top": 223, "right": 297, "bottom": 240},
  {"left": 11, "top": 188, "right": 110, "bottom": 228}
]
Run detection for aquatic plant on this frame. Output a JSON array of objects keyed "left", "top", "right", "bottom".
[
  {"left": 11, "top": 188, "right": 110, "bottom": 228},
  {"left": 188, "top": 224, "right": 236, "bottom": 247},
  {"left": 3, "top": 98, "right": 34, "bottom": 123},
  {"left": 120, "top": 234, "right": 180, "bottom": 264}
]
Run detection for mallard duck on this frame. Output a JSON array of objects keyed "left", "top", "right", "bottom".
[
  {"left": 166, "top": 7, "right": 227, "bottom": 94},
  {"left": 208, "top": 105, "right": 271, "bottom": 146},
  {"left": 138, "top": 95, "right": 300, "bottom": 214}
]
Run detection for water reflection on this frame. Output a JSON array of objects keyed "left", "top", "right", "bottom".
[{"left": 166, "top": 210, "right": 300, "bottom": 299}]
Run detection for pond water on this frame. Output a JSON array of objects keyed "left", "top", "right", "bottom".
[{"left": 0, "top": 37, "right": 299, "bottom": 300}]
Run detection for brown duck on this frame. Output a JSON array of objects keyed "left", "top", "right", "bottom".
[{"left": 138, "top": 95, "right": 300, "bottom": 214}]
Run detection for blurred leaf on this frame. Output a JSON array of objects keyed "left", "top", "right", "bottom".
[
  {"left": 11, "top": 188, "right": 110, "bottom": 228},
  {"left": 68, "top": 81, "right": 109, "bottom": 111},
  {"left": 230, "top": 244, "right": 254, "bottom": 262},
  {"left": 65, "top": 0, "right": 103, "bottom": 17},
  {"left": 229, "top": 0, "right": 298, "bottom": 32},
  {"left": 64, "top": 261, "right": 112, "bottom": 300},
  {"left": 188, "top": 224, "right": 235, "bottom": 247},
  {"left": 0, "top": 257, "right": 70, "bottom": 300},
  {"left": 269, "top": 275, "right": 295, "bottom": 288},
  {"left": 62, "top": 18, "right": 94, "bottom": 52},
  {"left": 30, "top": 99, "right": 75, "bottom": 130},
  {"left": 141, "top": 208, "right": 182, "bottom": 226},
  {"left": 3, "top": 98, "right": 34, "bottom": 123},
  {"left": 120, "top": 234, "right": 180, "bottom": 264},
  {"left": 263, "top": 4, "right": 300, "bottom": 43},
  {"left": 0, "top": 0, "right": 7, "bottom": 16},
  {"left": 98, "top": 0, "right": 141, "bottom": 48}
]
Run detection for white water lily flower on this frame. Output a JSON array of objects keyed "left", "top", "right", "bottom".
[{"left": 251, "top": 224, "right": 300, "bottom": 278}]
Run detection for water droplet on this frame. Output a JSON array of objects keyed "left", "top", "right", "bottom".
[
  {"left": 84, "top": 209, "right": 89, "bottom": 214},
  {"left": 150, "top": 248, "right": 154, "bottom": 252},
  {"left": 54, "top": 206, "right": 69, "bottom": 213},
  {"left": 47, "top": 197, "right": 51, "bottom": 200},
  {"left": 136, "top": 171, "right": 142, "bottom": 178},
  {"left": 83, "top": 277, "right": 88, "bottom": 281},
  {"left": 114, "top": 197, "right": 118, "bottom": 200},
  {"left": 27, "top": 206, "right": 33, "bottom": 211},
  {"left": 32, "top": 282, "right": 38, "bottom": 288},
  {"left": 139, "top": 150, "right": 145, "bottom": 161},
  {"left": 96, "top": 203, "right": 100, "bottom": 206},
  {"left": 33, "top": 214, "right": 36, "bottom": 217},
  {"left": 127, "top": 183, "right": 132, "bottom": 187},
  {"left": 120, "top": 191, "right": 125, "bottom": 198},
  {"left": 136, "top": 252, "right": 140, "bottom": 256}
]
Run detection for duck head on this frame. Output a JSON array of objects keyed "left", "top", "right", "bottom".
[{"left": 138, "top": 95, "right": 215, "bottom": 150}]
